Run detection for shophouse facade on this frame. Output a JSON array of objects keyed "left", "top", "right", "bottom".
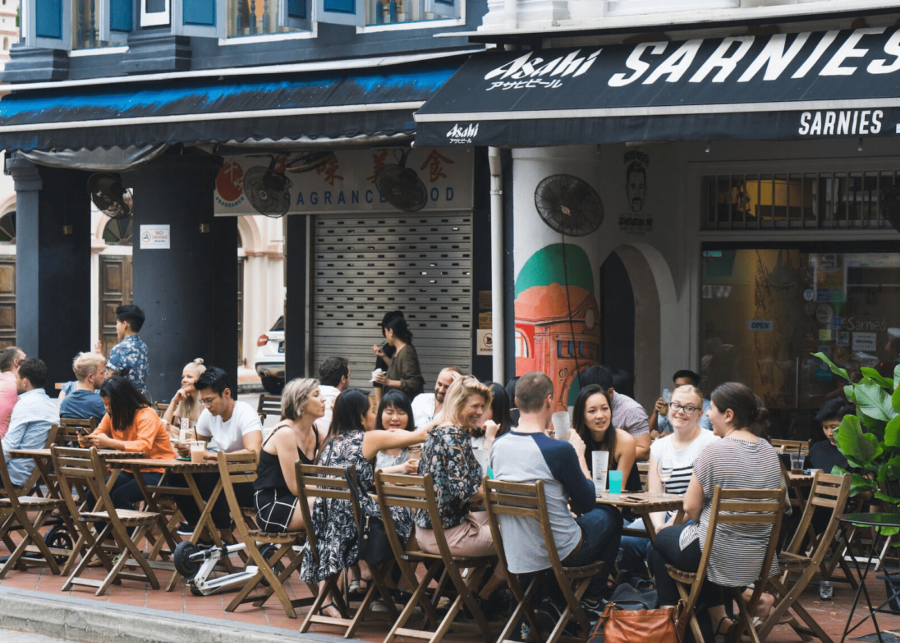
[
  {"left": 0, "top": 0, "right": 492, "bottom": 401},
  {"left": 416, "top": 1, "right": 900, "bottom": 439}
]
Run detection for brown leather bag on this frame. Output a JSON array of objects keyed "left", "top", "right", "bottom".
[{"left": 588, "top": 601, "right": 685, "bottom": 643}]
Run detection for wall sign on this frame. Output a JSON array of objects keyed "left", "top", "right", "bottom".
[
  {"left": 214, "top": 148, "right": 473, "bottom": 216},
  {"left": 619, "top": 150, "right": 653, "bottom": 234},
  {"left": 477, "top": 330, "right": 493, "bottom": 356},
  {"left": 852, "top": 331, "right": 877, "bottom": 352},
  {"left": 747, "top": 319, "right": 774, "bottom": 331},
  {"left": 139, "top": 225, "right": 171, "bottom": 250}
]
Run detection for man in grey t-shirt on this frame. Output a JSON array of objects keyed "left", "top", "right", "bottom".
[{"left": 490, "top": 372, "right": 622, "bottom": 608}]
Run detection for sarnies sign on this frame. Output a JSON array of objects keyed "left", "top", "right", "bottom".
[{"left": 415, "top": 28, "right": 900, "bottom": 147}]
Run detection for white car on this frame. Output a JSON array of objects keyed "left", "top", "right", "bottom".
[{"left": 254, "top": 316, "right": 285, "bottom": 395}]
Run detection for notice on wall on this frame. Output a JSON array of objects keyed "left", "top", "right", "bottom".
[
  {"left": 852, "top": 332, "right": 877, "bottom": 352},
  {"left": 139, "top": 225, "right": 170, "bottom": 250},
  {"left": 478, "top": 312, "right": 492, "bottom": 330},
  {"left": 477, "top": 330, "right": 493, "bottom": 356}
]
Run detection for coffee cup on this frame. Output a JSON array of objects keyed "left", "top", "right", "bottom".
[
  {"left": 551, "top": 411, "right": 571, "bottom": 442},
  {"left": 190, "top": 440, "right": 207, "bottom": 463}
]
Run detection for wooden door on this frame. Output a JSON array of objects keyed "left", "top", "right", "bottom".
[
  {"left": 99, "top": 255, "right": 132, "bottom": 357},
  {"left": 0, "top": 256, "right": 15, "bottom": 349},
  {"left": 237, "top": 257, "right": 245, "bottom": 365}
]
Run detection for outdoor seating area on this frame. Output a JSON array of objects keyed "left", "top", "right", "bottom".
[{"left": 0, "top": 409, "right": 897, "bottom": 643}]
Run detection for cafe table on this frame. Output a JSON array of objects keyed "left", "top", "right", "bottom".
[
  {"left": 595, "top": 491, "right": 685, "bottom": 543},
  {"left": 106, "top": 456, "right": 234, "bottom": 592},
  {"left": 837, "top": 513, "right": 900, "bottom": 643}
]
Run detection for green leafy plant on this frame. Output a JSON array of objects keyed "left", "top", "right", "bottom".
[{"left": 813, "top": 353, "right": 900, "bottom": 535}]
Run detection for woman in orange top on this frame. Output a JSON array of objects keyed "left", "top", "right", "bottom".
[{"left": 80, "top": 375, "right": 175, "bottom": 509}]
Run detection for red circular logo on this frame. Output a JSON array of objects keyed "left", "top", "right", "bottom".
[{"left": 216, "top": 161, "right": 244, "bottom": 202}]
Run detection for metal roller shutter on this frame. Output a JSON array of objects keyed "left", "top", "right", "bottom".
[{"left": 311, "top": 212, "right": 473, "bottom": 393}]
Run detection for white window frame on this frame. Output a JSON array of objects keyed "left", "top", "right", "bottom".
[
  {"left": 25, "top": 0, "right": 73, "bottom": 49},
  {"left": 355, "top": 0, "right": 464, "bottom": 32},
  {"left": 140, "top": 0, "right": 169, "bottom": 26}
]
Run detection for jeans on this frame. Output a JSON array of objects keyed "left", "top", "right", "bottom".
[
  {"left": 84, "top": 471, "right": 164, "bottom": 511},
  {"left": 648, "top": 522, "right": 724, "bottom": 608},
  {"left": 565, "top": 505, "right": 623, "bottom": 600},
  {"left": 167, "top": 472, "right": 254, "bottom": 529},
  {"left": 619, "top": 518, "right": 651, "bottom": 580}
]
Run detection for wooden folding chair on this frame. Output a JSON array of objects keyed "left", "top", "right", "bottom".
[
  {"left": 154, "top": 402, "right": 169, "bottom": 417},
  {"left": 771, "top": 439, "right": 811, "bottom": 455},
  {"left": 0, "top": 441, "right": 76, "bottom": 578},
  {"left": 217, "top": 451, "right": 310, "bottom": 618},
  {"left": 666, "top": 486, "right": 784, "bottom": 643},
  {"left": 484, "top": 478, "right": 603, "bottom": 643},
  {"left": 257, "top": 395, "right": 281, "bottom": 425},
  {"left": 51, "top": 445, "right": 161, "bottom": 595},
  {"left": 298, "top": 463, "right": 397, "bottom": 638},
  {"left": 758, "top": 472, "right": 851, "bottom": 643},
  {"left": 57, "top": 418, "right": 97, "bottom": 447},
  {"left": 374, "top": 471, "right": 494, "bottom": 643}
]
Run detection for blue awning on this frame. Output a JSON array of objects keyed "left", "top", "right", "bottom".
[{"left": 0, "top": 59, "right": 462, "bottom": 152}]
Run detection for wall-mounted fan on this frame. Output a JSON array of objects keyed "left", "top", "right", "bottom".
[
  {"left": 243, "top": 155, "right": 292, "bottom": 218},
  {"left": 88, "top": 173, "right": 132, "bottom": 220},
  {"left": 534, "top": 174, "right": 604, "bottom": 237},
  {"left": 879, "top": 185, "right": 900, "bottom": 232},
  {"left": 374, "top": 149, "right": 427, "bottom": 212}
]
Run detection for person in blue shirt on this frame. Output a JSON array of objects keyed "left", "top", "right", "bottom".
[
  {"left": 2, "top": 358, "right": 59, "bottom": 486},
  {"left": 59, "top": 352, "right": 108, "bottom": 423},
  {"left": 107, "top": 305, "right": 149, "bottom": 395}
]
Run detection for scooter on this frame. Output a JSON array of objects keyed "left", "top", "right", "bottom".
[{"left": 174, "top": 540, "right": 277, "bottom": 596}]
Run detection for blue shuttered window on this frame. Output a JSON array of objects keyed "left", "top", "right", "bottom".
[
  {"left": 183, "top": 0, "right": 215, "bottom": 26},
  {"left": 316, "top": 0, "right": 363, "bottom": 26},
  {"left": 433, "top": 0, "right": 456, "bottom": 17},
  {"left": 279, "top": 0, "right": 310, "bottom": 30},
  {"left": 288, "top": 0, "right": 305, "bottom": 18},
  {"left": 110, "top": 0, "right": 134, "bottom": 32},
  {"left": 35, "top": 0, "right": 62, "bottom": 39}
]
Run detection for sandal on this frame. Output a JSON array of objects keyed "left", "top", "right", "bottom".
[{"left": 714, "top": 617, "right": 734, "bottom": 643}]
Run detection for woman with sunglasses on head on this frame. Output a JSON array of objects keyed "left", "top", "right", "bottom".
[{"left": 617, "top": 384, "right": 718, "bottom": 583}]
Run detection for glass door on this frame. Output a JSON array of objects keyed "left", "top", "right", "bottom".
[{"left": 701, "top": 245, "right": 900, "bottom": 439}]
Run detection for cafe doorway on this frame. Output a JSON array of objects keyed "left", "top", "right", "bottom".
[{"left": 700, "top": 243, "right": 900, "bottom": 440}]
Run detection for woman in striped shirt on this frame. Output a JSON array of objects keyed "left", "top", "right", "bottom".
[{"left": 649, "top": 382, "right": 782, "bottom": 641}]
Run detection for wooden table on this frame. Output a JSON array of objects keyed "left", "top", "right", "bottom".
[
  {"left": 595, "top": 491, "right": 685, "bottom": 542},
  {"left": 106, "top": 457, "right": 232, "bottom": 592}
]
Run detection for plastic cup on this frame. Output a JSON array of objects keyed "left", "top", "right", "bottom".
[
  {"left": 608, "top": 470, "right": 623, "bottom": 494},
  {"left": 178, "top": 427, "right": 192, "bottom": 443},
  {"left": 190, "top": 440, "right": 207, "bottom": 463},
  {"left": 371, "top": 369, "right": 383, "bottom": 382},
  {"left": 592, "top": 451, "right": 609, "bottom": 496},
  {"left": 551, "top": 411, "right": 571, "bottom": 442},
  {"left": 661, "top": 388, "right": 672, "bottom": 415},
  {"left": 790, "top": 452, "right": 805, "bottom": 472}
]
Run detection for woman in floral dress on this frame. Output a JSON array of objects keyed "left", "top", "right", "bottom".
[{"left": 300, "top": 388, "right": 426, "bottom": 617}]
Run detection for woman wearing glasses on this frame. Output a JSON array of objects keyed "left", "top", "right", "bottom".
[{"left": 617, "top": 384, "right": 718, "bottom": 582}]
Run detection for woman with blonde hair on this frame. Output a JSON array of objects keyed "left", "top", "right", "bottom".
[
  {"left": 254, "top": 378, "right": 326, "bottom": 532},
  {"left": 163, "top": 358, "right": 206, "bottom": 437},
  {"left": 416, "top": 375, "right": 494, "bottom": 557}
]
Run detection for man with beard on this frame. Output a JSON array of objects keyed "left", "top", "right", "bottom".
[
  {"left": 626, "top": 161, "right": 647, "bottom": 212},
  {"left": 412, "top": 366, "right": 461, "bottom": 429}
]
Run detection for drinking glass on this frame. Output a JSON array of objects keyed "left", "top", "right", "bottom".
[
  {"left": 190, "top": 440, "right": 207, "bottom": 463},
  {"left": 661, "top": 388, "right": 672, "bottom": 415},
  {"left": 658, "top": 457, "right": 674, "bottom": 489}
]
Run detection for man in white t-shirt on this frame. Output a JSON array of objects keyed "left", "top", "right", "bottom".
[
  {"left": 411, "top": 366, "right": 461, "bottom": 429},
  {"left": 170, "top": 366, "right": 263, "bottom": 536},
  {"left": 315, "top": 356, "right": 350, "bottom": 435}
]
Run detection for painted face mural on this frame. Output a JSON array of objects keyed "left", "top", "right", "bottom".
[
  {"left": 515, "top": 243, "right": 600, "bottom": 411},
  {"left": 626, "top": 162, "right": 646, "bottom": 212}
]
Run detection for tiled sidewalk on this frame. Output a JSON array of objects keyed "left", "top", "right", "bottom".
[{"left": 2, "top": 550, "right": 900, "bottom": 643}]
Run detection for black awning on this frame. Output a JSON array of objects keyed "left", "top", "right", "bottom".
[
  {"left": 415, "top": 28, "right": 900, "bottom": 147},
  {"left": 0, "top": 59, "right": 462, "bottom": 152}
]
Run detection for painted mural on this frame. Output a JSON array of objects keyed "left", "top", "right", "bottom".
[{"left": 515, "top": 243, "right": 600, "bottom": 410}]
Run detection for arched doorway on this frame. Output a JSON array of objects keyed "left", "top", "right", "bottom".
[
  {"left": 599, "top": 244, "right": 673, "bottom": 410},
  {"left": 0, "top": 210, "right": 15, "bottom": 348}
]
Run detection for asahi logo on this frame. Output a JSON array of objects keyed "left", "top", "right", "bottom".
[
  {"left": 485, "top": 49, "right": 601, "bottom": 91},
  {"left": 446, "top": 123, "right": 479, "bottom": 144}
]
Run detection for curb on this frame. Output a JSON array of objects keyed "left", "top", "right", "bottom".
[{"left": 0, "top": 588, "right": 344, "bottom": 643}]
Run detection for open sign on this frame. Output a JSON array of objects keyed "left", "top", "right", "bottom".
[{"left": 747, "top": 320, "right": 774, "bottom": 332}]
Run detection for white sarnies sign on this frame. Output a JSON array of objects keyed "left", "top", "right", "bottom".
[{"left": 214, "top": 148, "right": 473, "bottom": 216}]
